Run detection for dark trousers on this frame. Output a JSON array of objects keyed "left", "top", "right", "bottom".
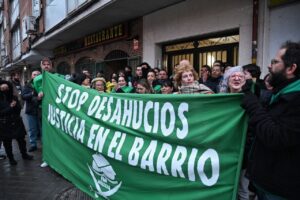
[{"left": 2, "top": 137, "right": 27, "bottom": 160}]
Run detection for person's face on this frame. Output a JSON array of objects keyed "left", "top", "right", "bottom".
[
  {"left": 268, "top": 48, "right": 287, "bottom": 87},
  {"left": 154, "top": 69, "right": 159, "bottom": 78},
  {"left": 243, "top": 70, "right": 252, "bottom": 80},
  {"left": 211, "top": 66, "right": 222, "bottom": 78},
  {"left": 200, "top": 67, "right": 209, "bottom": 77},
  {"left": 118, "top": 77, "right": 126, "bottom": 87},
  {"left": 161, "top": 85, "right": 173, "bottom": 94},
  {"left": 13, "top": 73, "right": 20, "bottom": 81},
  {"left": 159, "top": 71, "right": 167, "bottom": 80},
  {"left": 228, "top": 72, "right": 246, "bottom": 93},
  {"left": 147, "top": 72, "right": 156, "bottom": 83},
  {"left": 95, "top": 80, "right": 105, "bottom": 92},
  {"left": 181, "top": 71, "right": 194, "bottom": 85},
  {"left": 0, "top": 83, "right": 9, "bottom": 91},
  {"left": 31, "top": 71, "right": 41, "bottom": 79},
  {"left": 136, "top": 84, "right": 147, "bottom": 94},
  {"left": 136, "top": 67, "right": 142, "bottom": 77},
  {"left": 41, "top": 60, "right": 52, "bottom": 72},
  {"left": 82, "top": 78, "right": 90, "bottom": 86}
]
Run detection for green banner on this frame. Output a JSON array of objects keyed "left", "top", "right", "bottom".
[{"left": 42, "top": 72, "right": 247, "bottom": 200}]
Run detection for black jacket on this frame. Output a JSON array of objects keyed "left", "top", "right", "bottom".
[
  {"left": 0, "top": 81, "right": 26, "bottom": 139},
  {"left": 21, "top": 81, "right": 40, "bottom": 115},
  {"left": 241, "top": 90, "right": 300, "bottom": 199}
]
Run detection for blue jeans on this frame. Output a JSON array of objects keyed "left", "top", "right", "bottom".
[
  {"left": 255, "top": 184, "right": 286, "bottom": 200},
  {"left": 26, "top": 114, "right": 40, "bottom": 147}
]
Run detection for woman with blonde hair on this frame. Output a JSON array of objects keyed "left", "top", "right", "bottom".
[{"left": 174, "top": 64, "right": 213, "bottom": 94}]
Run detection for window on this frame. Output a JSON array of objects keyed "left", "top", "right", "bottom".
[
  {"left": 67, "top": 0, "right": 87, "bottom": 13},
  {"left": 10, "top": 0, "right": 19, "bottom": 28},
  {"left": 163, "top": 33, "right": 239, "bottom": 75},
  {"left": 12, "top": 27, "right": 21, "bottom": 59}
]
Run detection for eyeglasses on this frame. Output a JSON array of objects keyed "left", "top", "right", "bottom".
[{"left": 271, "top": 59, "right": 282, "bottom": 65}]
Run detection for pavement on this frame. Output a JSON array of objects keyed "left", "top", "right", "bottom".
[{"left": 0, "top": 139, "right": 92, "bottom": 200}]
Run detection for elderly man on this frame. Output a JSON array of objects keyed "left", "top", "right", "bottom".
[{"left": 241, "top": 41, "right": 300, "bottom": 199}]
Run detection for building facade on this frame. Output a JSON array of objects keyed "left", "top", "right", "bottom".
[{"left": 0, "top": 0, "right": 299, "bottom": 81}]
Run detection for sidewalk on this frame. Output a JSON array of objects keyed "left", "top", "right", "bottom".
[{"left": 0, "top": 139, "right": 92, "bottom": 200}]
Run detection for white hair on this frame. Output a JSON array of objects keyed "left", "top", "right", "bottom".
[{"left": 219, "top": 66, "right": 243, "bottom": 93}]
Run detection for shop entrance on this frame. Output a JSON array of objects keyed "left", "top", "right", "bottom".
[{"left": 162, "top": 32, "right": 239, "bottom": 76}]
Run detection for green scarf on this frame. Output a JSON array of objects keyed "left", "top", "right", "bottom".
[{"left": 270, "top": 79, "right": 300, "bottom": 104}]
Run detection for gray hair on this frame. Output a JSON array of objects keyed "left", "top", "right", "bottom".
[{"left": 219, "top": 66, "right": 243, "bottom": 93}]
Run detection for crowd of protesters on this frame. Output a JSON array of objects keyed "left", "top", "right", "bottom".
[{"left": 0, "top": 40, "right": 299, "bottom": 200}]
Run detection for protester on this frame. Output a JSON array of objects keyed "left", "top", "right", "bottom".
[
  {"left": 113, "top": 76, "right": 134, "bottom": 93},
  {"left": 147, "top": 70, "right": 161, "bottom": 93},
  {"left": 157, "top": 69, "right": 168, "bottom": 85},
  {"left": 91, "top": 77, "right": 106, "bottom": 93},
  {"left": 10, "top": 72, "right": 23, "bottom": 106},
  {"left": 199, "top": 65, "right": 211, "bottom": 84},
  {"left": 174, "top": 63, "right": 213, "bottom": 94},
  {"left": 219, "top": 66, "right": 250, "bottom": 200},
  {"left": 106, "top": 77, "right": 117, "bottom": 93},
  {"left": 21, "top": 70, "right": 41, "bottom": 152},
  {"left": 241, "top": 41, "right": 300, "bottom": 199},
  {"left": 33, "top": 57, "right": 55, "bottom": 168},
  {"left": 0, "top": 80, "right": 33, "bottom": 165},
  {"left": 132, "top": 65, "right": 143, "bottom": 87},
  {"left": 136, "top": 79, "right": 153, "bottom": 94},
  {"left": 204, "top": 61, "right": 223, "bottom": 93},
  {"left": 124, "top": 66, "right": 133, "bottom": 86},
  {"left": 161, "top": 79, "right": 174, "bottom": 94}
]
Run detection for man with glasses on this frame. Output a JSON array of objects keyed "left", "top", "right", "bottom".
[{"left": 241, "top": 41, "right": 300, "bottom": 199}]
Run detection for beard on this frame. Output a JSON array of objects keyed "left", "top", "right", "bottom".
[{"left": 268, "top": 68, "right": 288, "bottom": 89}]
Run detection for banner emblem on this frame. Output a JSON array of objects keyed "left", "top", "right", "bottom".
[{"left": 88, "top": 154, "right": 122, "bottom": 199}]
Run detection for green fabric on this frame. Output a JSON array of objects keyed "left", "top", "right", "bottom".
[
  {"left": 153, "top": 85, "right": 161, "bottom": 93},
  {"left": 33, "top": 74, "right": 43, "bottom": 93},
  {"left": 42, "top": 72, "right": 247, "bottom": 200},
  {"left": 270, "top": 79, "right": 300, "bottom": 104},
  {"left": 33, "top": 72, "right": 64, "bottom": 93},
  {"left": 121, "top": 86, "right": 134, "bottom": 93}
]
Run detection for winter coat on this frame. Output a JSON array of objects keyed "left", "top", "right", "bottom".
[
  {"left": 0, "top": 81, "right": 26, "bottom": 140},
  {"left": 21, "top": 81, "right": 40, "bottom": 116},
  {"left": 241, "top": 79, "right": 300, "bottom": 199}
]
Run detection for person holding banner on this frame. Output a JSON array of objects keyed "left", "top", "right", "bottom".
[
  {"left": 91, "top": 77, "right": 106, "bottom": 93},
  {"left": 219, "top": 66, "right": 251, "bottom": 200},
  {"left": 33, "top": 57, "right": 54, "bottom": 168},
  {"left": 241, "top": 41, "right": 300, "bottom": 199}
]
